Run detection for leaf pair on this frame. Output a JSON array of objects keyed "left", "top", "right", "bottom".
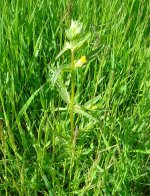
[{"left": 56, "top": 33, "right": 91, "bottom": 60}]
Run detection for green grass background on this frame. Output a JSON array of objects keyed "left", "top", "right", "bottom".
[{"left": 0, "top": 0, "right": 150, "bottom": 195}]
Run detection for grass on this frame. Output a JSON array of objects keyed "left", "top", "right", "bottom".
[{"left": 0, "top": 0, "right": 150, "bottom": 195}]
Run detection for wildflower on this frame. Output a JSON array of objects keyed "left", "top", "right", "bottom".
[
  {"left": 80, "top": 56, "right": 87, "bottom": 63},
  {"left": 75, "top": 56, "right": 87, "bottom": 68}
]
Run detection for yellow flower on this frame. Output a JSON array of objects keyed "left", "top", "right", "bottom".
[
  {"left": 75, "top": 56, "right": 87, "bottom": 68},
  {"left": 80, "top": 56, "right": 87, "bottom": 64}
]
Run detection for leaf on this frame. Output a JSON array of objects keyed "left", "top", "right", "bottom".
[
  {"left": 18, "top": 83, "right": 48, "bottom": 119},
  {"left": 131, "top": 150, "right": 150, "bottom": 154},
  {"left": 84, "top": 94, "right": 102, "bottom": 110},
  {"left": 74, "top": 104, "right": 98, "bottom": 122},
  {"left": 73, "top": 33, "right": 91, "bottom": 51},
  {"left": 55, "top": 78, "right": 70, "bottom": 104},
  {"left": 51, "top": 67, "right": 71, "bottom": 104},
  {"left": 56, "top": 42, "right": 72, "bottom": 60},
  {"left": 87, "top": 46, "right": 103, "bottom": 61},
  {"left": 51, "top": 65, "right": 72, "bottom": 84},
  {"left": 42, "top": 174, "right": 53, "bottom": 196}
]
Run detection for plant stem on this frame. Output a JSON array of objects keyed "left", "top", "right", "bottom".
[
  {"left": 70, "top": 50, "right": 75, "bottom": 143},
  {"left": 69, "top": 50, "right": 75, "bottom": 186}
]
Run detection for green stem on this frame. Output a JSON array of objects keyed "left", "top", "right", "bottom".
[
  {"left": 70, "top": 50, "right": 75, "bottom": 143},
  {"left": 69, "top": 50, "right": 75, "bottom": 185}
]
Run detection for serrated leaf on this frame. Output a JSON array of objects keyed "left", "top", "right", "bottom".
[
  {"left": 55, "top": 79, "right": 70, "bottom": 104},
  {"left": 52, "top": 65, "right": 72, "bottom": 84},
  {"left": 56, "top": 42, "right": 72, "bottom": 59},
  {"left": 74, "top": 104, "right": 98, "bottom": 122},
  {"left": 73, "top": 33, "right": 91, "bottom": 51}
]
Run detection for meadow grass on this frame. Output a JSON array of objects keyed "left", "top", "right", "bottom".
[{"left": 0, "top": 0, "right": 150, "bottom": 195}]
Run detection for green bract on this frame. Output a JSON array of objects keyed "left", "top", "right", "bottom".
[
  {"left": 66, "top": 20, "right": 83, "bottom": 41},
  {"left": 56, "top": 21, "right": 90, "bottom": 59}
]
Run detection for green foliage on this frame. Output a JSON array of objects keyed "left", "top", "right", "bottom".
[{"left": 0, "top": 0, "right": 150, "bottom": 195}]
